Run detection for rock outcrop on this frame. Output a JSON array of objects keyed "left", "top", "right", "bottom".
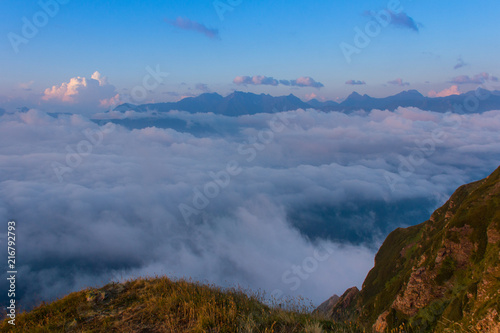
[
  {"left": 317, "top": 166, "right": 500, "bottom": 332},
  {"left": 313, "top": 294, "right": 340, "bottom": 317}
]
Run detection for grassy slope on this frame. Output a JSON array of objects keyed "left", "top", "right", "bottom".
[
  {"left": 0, "top": 277, "right": 365, "bottom": 333},
  {"left": 356, "top": 166, "right": 500, "bottom": 332}
]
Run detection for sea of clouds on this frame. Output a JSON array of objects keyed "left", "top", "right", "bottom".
[{"left": 1, "top": 107, "right": 499, "bottom": 309}]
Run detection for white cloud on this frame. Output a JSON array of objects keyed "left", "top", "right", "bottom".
[
  {"left": 0, "top": 107, "right": 499, "bottom": 309},
  {"left": 43, "top": 76, "right": 90, "bottom": 102},
  {"left": 41, "top": 72, "right": 117, "bottom": 113},
  {"left": 91, "top": 71, "right": 108, "bottom": 86}
]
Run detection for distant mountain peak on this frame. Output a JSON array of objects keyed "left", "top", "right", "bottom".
[
  {"left": 109, "top": 88, "right": 500, "bottom": 116},
  {"left": 346, "top": 91, "right": 362, "bottom": 98},
  {"left": 199, "top": 92, "right": 222, "bottom": 97},
  {"left": 397, "top": 89, "right": 424, "bottom": 97},
  {"left": 345, "top": 91, "right": 370, "bottom": 101}
]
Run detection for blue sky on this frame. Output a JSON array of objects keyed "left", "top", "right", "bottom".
[{"left": 1, "top": 0, "right": 499, "bottom": 112}]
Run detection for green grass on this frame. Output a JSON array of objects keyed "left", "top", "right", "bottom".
[
  {"left": 352, "top": 167, "right": 500, "bottom": 332},
  {"left": 435, "top": 257, "right": 457, "bottom": 285}
]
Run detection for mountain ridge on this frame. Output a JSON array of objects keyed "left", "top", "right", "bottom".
[{"left": 110, "top": 89, "right": 500, "bottom": 116}]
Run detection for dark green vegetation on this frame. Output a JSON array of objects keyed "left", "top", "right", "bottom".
[{"left": 324, "top": 166, "right": 500, "bottom": 332}]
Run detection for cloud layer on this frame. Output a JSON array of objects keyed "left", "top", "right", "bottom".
[{"left": 0, "top": 107, "right": 499, "bottom": 311}]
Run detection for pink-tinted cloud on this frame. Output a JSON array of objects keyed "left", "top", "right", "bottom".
[
  {"left": 292, "top": 77, "right": 324, "bottom": 88},
  {"left": 100, "top": 94, "right": 121, "bottom": 107},
  {"left": 305, "top": 93, "right": 318, "bottom": 101},
  {"left": 40, "top": 72, "right": 118, "bottom": 115},
  {"left": 387, "top": 78, "right": 410, "bottom": 86},
  {"left": 42, "top": 71, "right": 112, "bottom": 103},
  {"left": 43, "top": 76, "right": 90, "bottom": 102},
  {"left": 428, "top": 85, "right": 460, "bottom": 98},
  {"left": 165, "top": 17, "right": 219, "bottom": 39},
  {"left": 450, "top": 72, "right": 498, "bottom": 85}
]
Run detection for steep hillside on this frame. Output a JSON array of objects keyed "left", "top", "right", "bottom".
[{"left": 319, "top": 166, "right": 500, "bottom": 332}]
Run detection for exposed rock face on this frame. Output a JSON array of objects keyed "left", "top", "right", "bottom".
[
  {"left": 488, "top": 222, "right": 500, "bottom": 244},
  {"left": 373, "top": 310, "right": 389, "bottom": 333},
  {"left": 391, "top": 266, "right": 444, "bottom": 316},
  {"left": 313, "top": 294, "right": 340, "bottom": 317},
  {"left": 317, "top": 166, "right": 500, "bottom": 332},
  {"left": 330, "top": 287, "right": 360, "bottom": 320},
  {"left": 313, "top": 287, "right": 360, "bottom": 321},
  {"left": 475, "top": 308, "right": 500, "bottom": 333}
]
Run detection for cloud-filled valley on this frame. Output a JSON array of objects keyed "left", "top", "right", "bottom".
[{"left": 1, "top": 106, "right": 499, "bottom": 310}]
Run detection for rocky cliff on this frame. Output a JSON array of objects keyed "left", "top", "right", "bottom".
[{"left": 318, "top": 166, "right": 500, "bottom": 332}]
